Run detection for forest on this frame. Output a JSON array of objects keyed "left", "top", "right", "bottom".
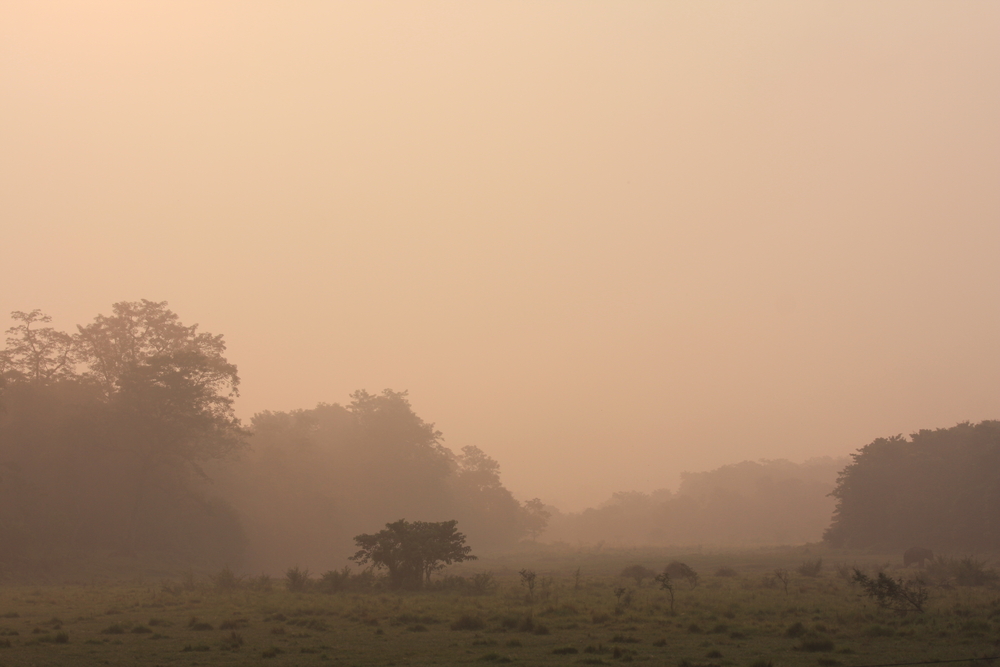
[{"left": 1, "top": 301, "right": 997, "bottom": 579}]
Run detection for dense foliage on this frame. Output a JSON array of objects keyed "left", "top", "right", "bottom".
[
  {"left": 824, "top": 421, "right": 1000, "bottom": 551},
  {"left": 350, "top": 519, "right": 476, "bottom": 589},
  {"left": 543, "top": 458, "right": 844, "bottom": 546},
  {"left": 0, "top": 304, "right": 541, "bottom": 572},
  {"left": 0, "top": 303, "right": 247, "bottom": 563}
]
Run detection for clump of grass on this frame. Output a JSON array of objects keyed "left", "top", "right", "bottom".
[
  {"left": 182, "top": 643, "right": 211, "bottom": 652},
  {"left": 715, "top": 566, "right": 738, "bottom": 577},
  {"left": 553, "top": 646, "right": 578, "bottom": 654},
  {"left": 100, "top": 623, "right": 126, "bottom": 635},
  {"left": 865, "top": 625, "right": 894, "bottom": 638},
  {"left": 262, "top": 646, "right": 283, "bottom": 658},
  {"left": 451, "top": 614, "right": 485, "bottom": 631},
  {"left": 786, "top": 621, "right": 807, "bottom": 638},
  {"left": 187, "top": 617, "right": 213, "bottom": 631},
  {"left": 221, "top": 631, "right": 243, "bottom": 650},
  {"left": 611, "top": 634, "right": 640, "bottom": 643},
  {"left": 130, "top": 625, "right": 152, "bottom": 634},
  {"left": 798, "top": 638, "right": 835, "bottom": 652}
]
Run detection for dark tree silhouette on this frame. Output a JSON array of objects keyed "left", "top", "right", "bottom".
[
  {"left": 825, "top": 421, "right": 1000, "bottom": 551},
  {"left": 350, "top": 519, "right": 476, "bottom": 589}
]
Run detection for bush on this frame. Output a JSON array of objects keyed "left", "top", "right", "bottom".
[
  {"left": 247, "top": 574, "right": 273, "bottom": 592},
  {"left": 797, "top": 558, "right": 823, "bottom": 577},
  {"left": 953, "top": 556, "right": 998, "bottom": 587},
  {"left": 714, "top": 566, "right": 738, "bottom": 577},
  {"left": 852, "top": 569, "right": 928, "bottom": 612},
  {"left": 319, "top": 567, "right": 351, "bottom": 593},
  {"left": 664, "top": 561, "right": 699, "bottom": 588},
  {"left": 285, "top": 566, "right": 311, "bottom": 592},
  {"left": 210, "top": 565, "right": 245, "bottom": 592},
  {"left": 620, "top": 564, "right": 657, "bottom": 585},
  {"left": 470, "top": 571, "right": 496, "bottom": 595}
]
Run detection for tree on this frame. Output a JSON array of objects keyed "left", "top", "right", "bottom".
[
  {"left": 3, "top": 310, "right": 77, "bottom": 384},
  {"left": 824, "top": 421, "right": 1000, "bottom": 551},
  {"left": 350, "top": 519, "right": 476, "bottom": 589},
  {"left": 522, "top": 497, "right": 551, "bottom": 540},
  {"left": 0, "top": 302, "right": 247, "bottom": 561},
  {"left": 74, "top": 300, "right": 247, "bottom": 553}
]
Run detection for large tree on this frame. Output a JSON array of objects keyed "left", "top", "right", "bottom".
[
  {"left": 824, "top": 421, "right": 1000, "bottom": 551},
  {"left": 75, "top": 301, "right": 246, "bottom": 552},
  {"left": 0, "top": 302, "right": 247, "bottom": 559},
  {"left": 350, "top": 519, "right": 476, "bottom": 589}
]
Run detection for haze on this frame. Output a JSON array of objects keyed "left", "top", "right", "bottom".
[{"left": 2, "top": 2, "right": 998, "bottom": 511}]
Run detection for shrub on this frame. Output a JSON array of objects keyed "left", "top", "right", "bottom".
[
  {"left": 798, "top": 558, "right": 823, "bottom": 577},
  {"left": 553, "top": 646, "right": 578, "bottom": 654},
  {"left": 953, "top": 556, "right": 998, "bottom": 587},
  {"left": 470, "top": 571, "right": 496, "bottom": 595},
  {"left": 247, "top": 574, "right": 273, "bottom": 592},
  {"left": 210, "top": 565, "right": 245, "bottom": 592},
  {"left": 665, "top": 561, "right": 699, "bottom": 588},
  {"left": 714, "top": 566, "right": 738, "bottom": 577},
  {"left": 285, "top": 566, "right": 311, "bottom": 592},
  {"left": 319, "top": 567, "right": 351, "bottom": 593},
  {"left": 620, "top": 564, "right": 656, "bottom": 586},
  {"left": 852, "top": 569, "right": 928, "bottom": 612}
]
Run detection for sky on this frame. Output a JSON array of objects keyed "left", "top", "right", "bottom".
[{"left": 2, "top": 1, "right": 998, "bottom": 511}]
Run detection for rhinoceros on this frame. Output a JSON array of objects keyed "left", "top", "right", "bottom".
[{"left": 903, "top": 546, "right": 933, "bottom": 568}]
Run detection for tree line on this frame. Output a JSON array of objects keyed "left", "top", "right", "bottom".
[
  {"left": 824, "top": 420, "right": 1000, "bottom": 551},
  {"left": 0, "top": 302, "right": 546, "bottom": 573},
  {"left": 542, "top": 457, "right": 846, "bottom": 547}
]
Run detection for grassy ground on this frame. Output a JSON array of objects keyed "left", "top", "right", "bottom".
[{"left": 1, "top": 545, "right": 998, "bottom": 666}]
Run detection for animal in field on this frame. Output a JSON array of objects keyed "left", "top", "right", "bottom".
[{"left": 903, "top": 546, "right": 933, "bottom": 568}]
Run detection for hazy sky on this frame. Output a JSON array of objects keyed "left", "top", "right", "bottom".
[{"left": 3, "top": 2, "right": 998, "bottom": 510}]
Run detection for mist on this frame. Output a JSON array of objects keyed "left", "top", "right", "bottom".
[{"left": 2, "top": 1, "right": 998, "bottom": 564}]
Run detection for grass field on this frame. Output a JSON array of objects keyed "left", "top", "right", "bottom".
[{"left": 1, "top": 545, "right": 998, "bottom": 666}]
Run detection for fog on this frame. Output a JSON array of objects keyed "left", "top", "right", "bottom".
[{"left": 2, "top": 2, "right": 998, "bottom": 515}]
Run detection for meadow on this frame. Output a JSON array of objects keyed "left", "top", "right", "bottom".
[{"left": 1, "top": 545, "right": 998, "bottom": 667}]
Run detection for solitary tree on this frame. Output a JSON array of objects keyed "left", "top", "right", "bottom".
[{"left": 350, "top": 519, "right": 476, "bottom": 589}]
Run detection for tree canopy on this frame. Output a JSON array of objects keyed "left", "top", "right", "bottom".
[
  {"left": 350, "top": 519, "right": 476, "bottom": 589},
  {"left": 0, "top": 301, "right": 247, "bottom": 561},
  {"left": 1, "top": 302, "right": 544, "bottom": 574},
  {"left": 824, "top": 421, "right": 1000, "bottom": 551}
]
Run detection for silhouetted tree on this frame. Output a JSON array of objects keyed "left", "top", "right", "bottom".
[
  {"left": 0, "top": 303, "right": 247, "bottom": 562},
  {"left": 825, "top": 421, "right": 1000, "bottom": 551},
  {"left": 350, "top": 519, "right": 476, "bottom": 589}
]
